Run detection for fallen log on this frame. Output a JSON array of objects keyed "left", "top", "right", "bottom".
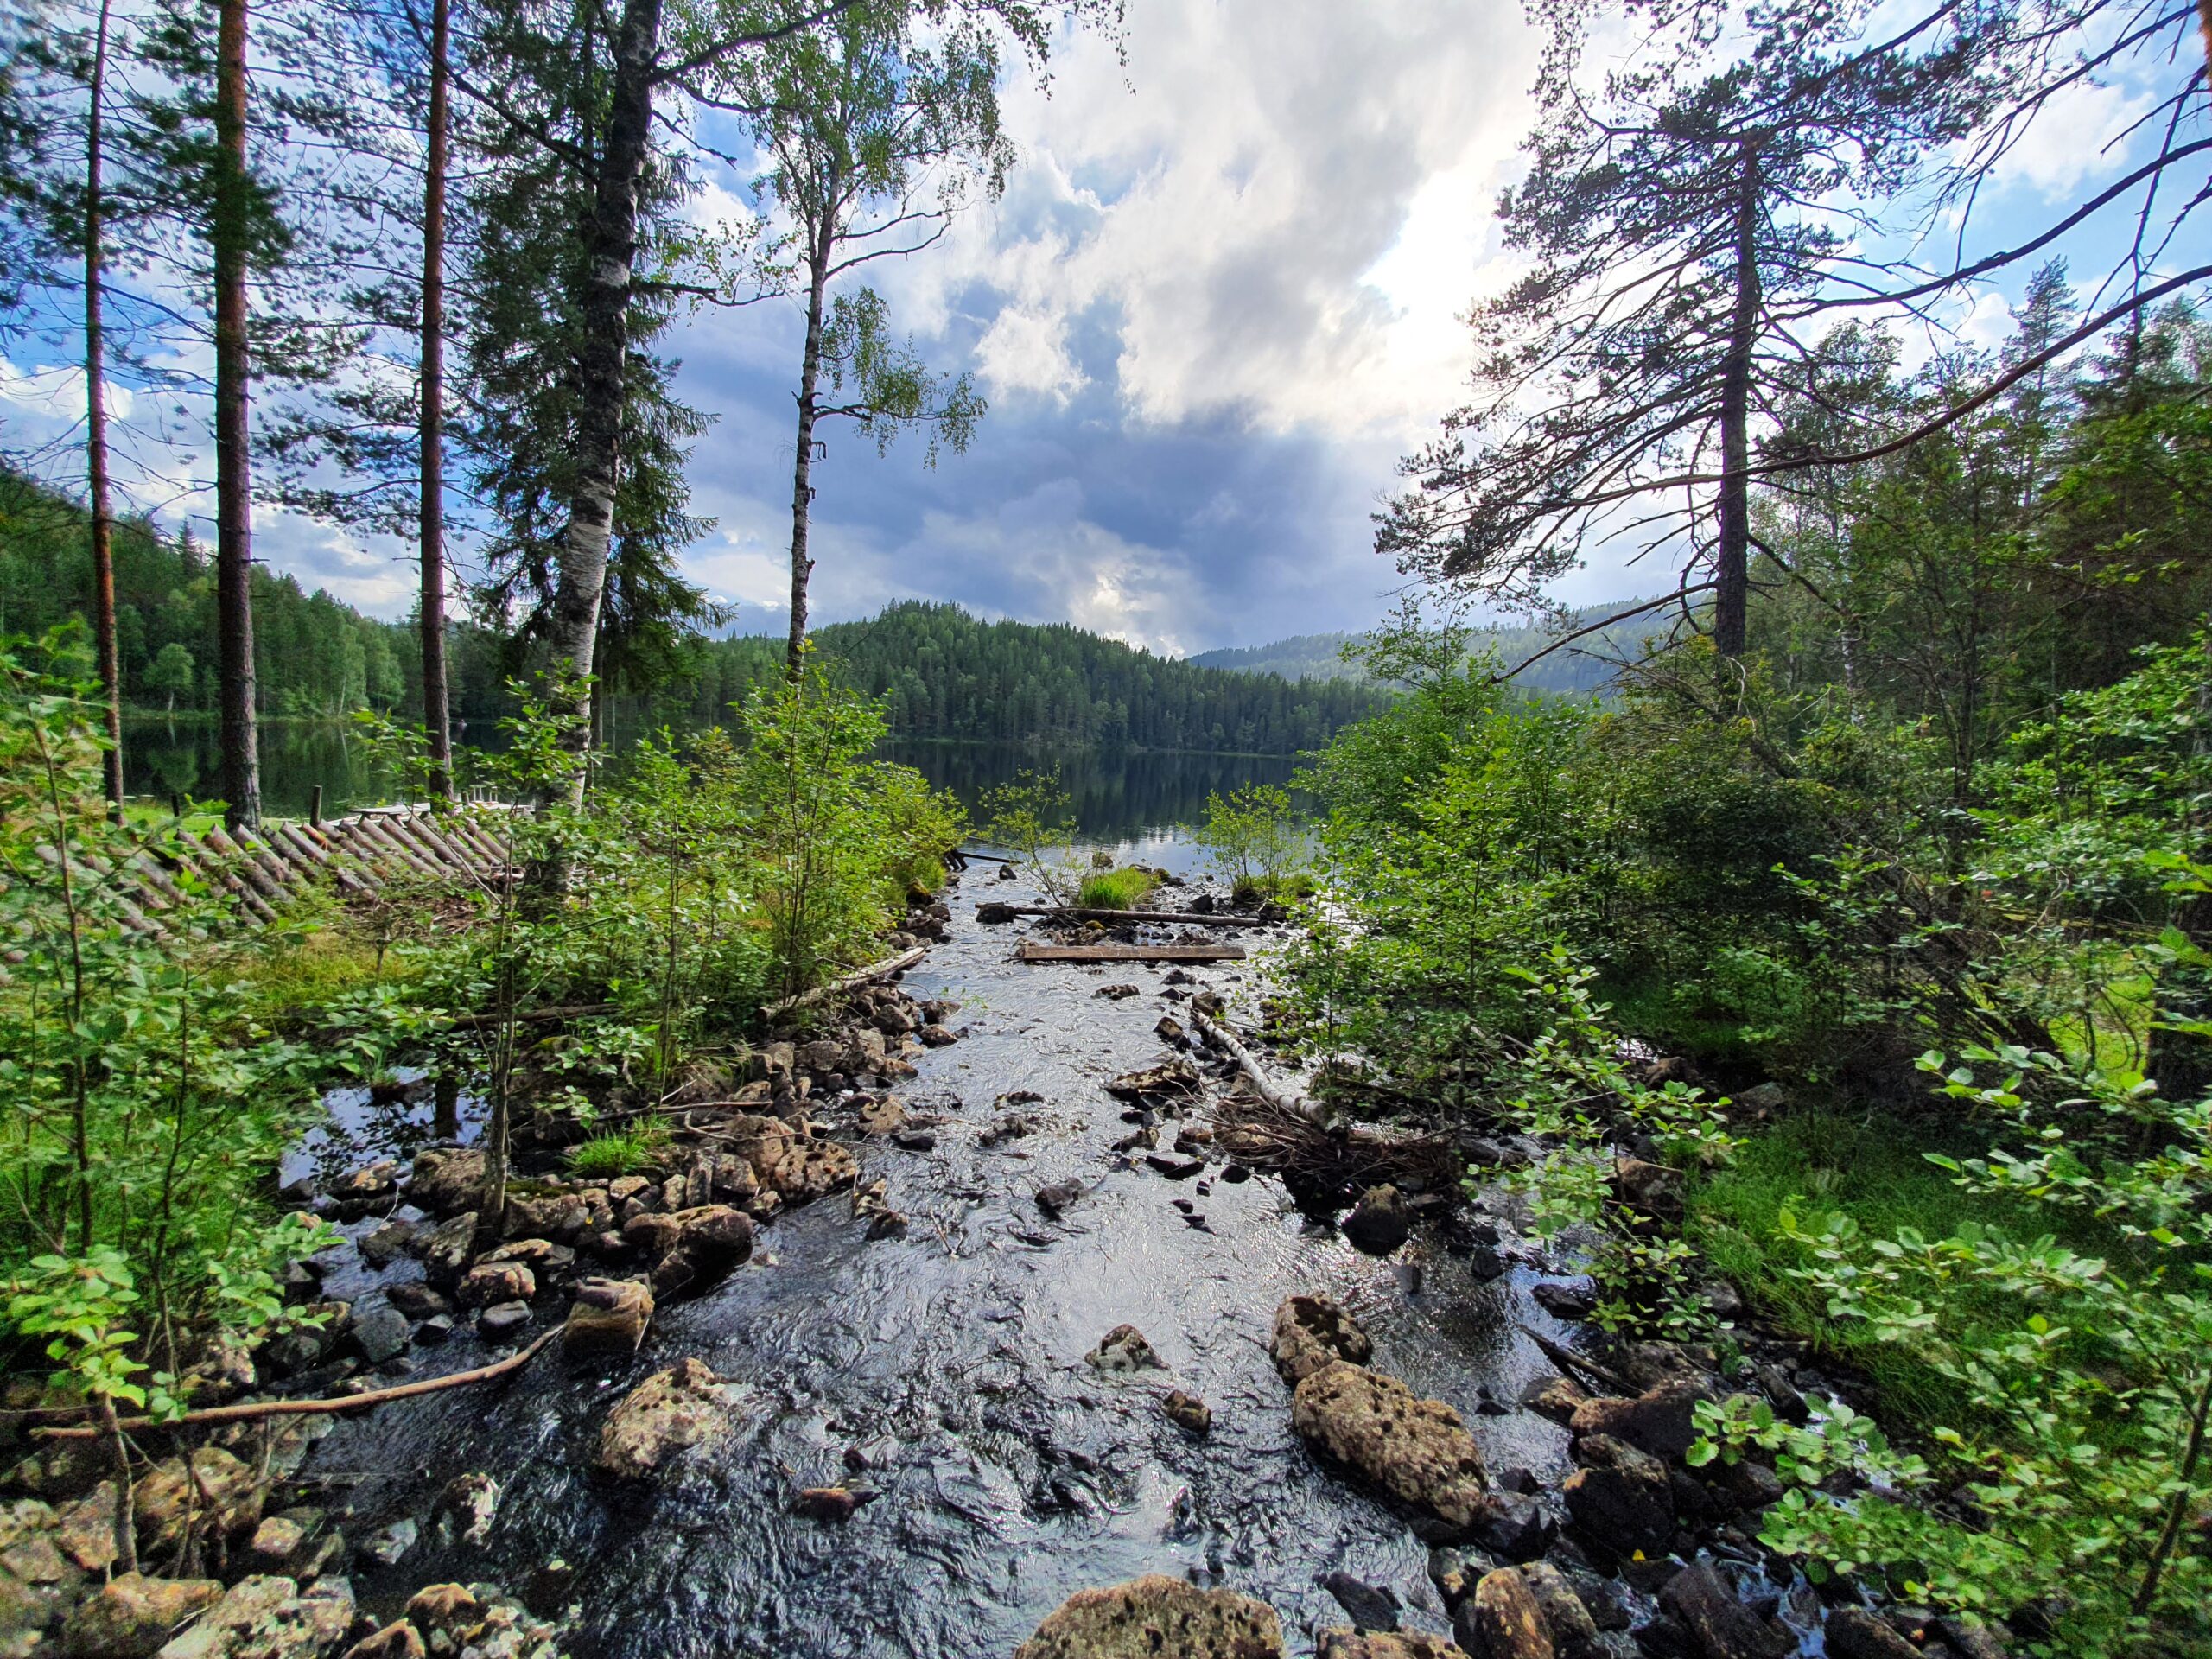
[
  {"left": 1192, "top": 1009, "right": 1322, "bottom": 1125},
  {"left": 34, "top": 1329, "right": 557, "bottom": 1440},
  {"left": 977, "top": 904, "right": 1270, "bottom": 927},
  {"left": 1519, "top": 1325, "right": 1633, "bottom": 1395},
  {"left": 765, "top": 945, "right": 929, "bottom": 1019},
  {"left": 1016, "top": 941, "right": 1244, "bottom": 963}
]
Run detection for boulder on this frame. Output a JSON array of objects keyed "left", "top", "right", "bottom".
[
  {"left": 594, "top": 1358, "right": 740, "bottom": 1480},
  {"left": 1454, "top": 1567, "right": 1553, "bottom": 1659},
  {"left": 647, "top": 1205, "right": 754, "bottom": 1300},
  {"left": 1319, "top": 1572, "right": 1399, "bottom": 1630},
  {"left": 405, "top": 1148, "right": 484, "bottom": 1216},
  {"left": 1014, "top": 1575, "right": 1284, "bottom": 1659},
  {"left": 338, "top": 1621, "right": 424, "bottom": 1659},
  {"left": 153, "top": 1574, "right": 354, "bottom": 1659},
  {"left": 1520, "top": 1375, "right": 1590, "bottom": 1425},
  {"left": 1160, "top": 1390, "right": 1212, "bottom": 1434},
  {"left": 1104, "top": 1058, "right": 1202, "bottom": 1098},
  {"left": 454, "top": 1261, "right": 535, "bottom": 1309},
  {"left": 135, "top": 1448, "right": 263, "bottom": 1554},
  {"left": 1291, "top": 1362, "right": 1489, "bottom": 1535},
  {"left": 401, "top": 1585, "right": 478, "bottom": 1638},
  {"left": 564, "top": 1277, "right": 654, "bottom": 1357},
  {"left": 357, "top": 1220, "right": 420, "bottom": 1270},
  {"left": 1269, "top": 1294, "right": 1374, "bottom": 1384},
  {"left": 1314, "top": 1634, "right": 1468, "bottom": 1659},
  {"left": 1519, "top": 1564, "right": 1602, "bottom": 1659},
  {"left": 1655, "top": 1563, "right": 1791, "bottom": 1659},
  {"left": 60, "top": 1572, "right": 222, "bottom": 1659},
  {"left": 430, "top": 1473, "right": 498, "bottom": 1548},
  {"left": 418, "top": 1211, "right": 478, "bottom": 1291},
  {"left": 501, "top": 1190, "right": 588, "bottom": 1243},
  {"left": 1467, "top": 1491, "right": 1554, "bottom": 1562},
  {"left": 1085, "top": 1324, "right": 1166, "bottom": 1374},
  {"left": 1568, "top": 1376, "right": 1713, "bottom": 1463},
  {"left": 1825, "top": 1608, "right": 1921, "bottom": 1659},
  {"left": 349, "top": 1303, "right": 410, "bottom": 1367},
  {"left": 1562, "top": 1434, "right": 1674, "bottom": 1559},
  {"left": 54, "top": 1482, "right": 123, "bottom": 1573},
  {"left": 1342, "top": 1186, "right": 1414, "bottom": 1256}
]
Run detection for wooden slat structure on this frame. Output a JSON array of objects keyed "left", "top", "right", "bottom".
[
  {"left": 61, "top": 805, "right": 518, "bottom": 937},
  {"left": 1016, "top": 940, "right": 1245, "bottom": 964}
]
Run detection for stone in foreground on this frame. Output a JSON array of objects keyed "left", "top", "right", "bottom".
[
  {"left": 1269, "top": 1293, "right": 1374, "bottom": 1384},
  {"left": 1291, "top": 1361, "right": 1489, "bottom": 1535},
  {"left": 59, "top": 1573, "right": 221, "bottom": 1659},
  {"left": 1315, "top": 1632, "right": 1470, "bottom": 1659},
  {"left": 1014, "top": 1575, "right": 1284, "bottom": 1658},
  {"left": 594, "top": 1357, "right": 740, "bottom": 1480}
]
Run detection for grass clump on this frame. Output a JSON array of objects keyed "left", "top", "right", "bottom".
[
  {"left": 1077, "top": 867, "right": 1160, "bottom": 909},
  {"left": 567, "top": 1116, "right": 671, "bottom": 1179}
]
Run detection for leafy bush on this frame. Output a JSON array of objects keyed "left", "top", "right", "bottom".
[
  {"left": 1077, "top": 866, "right": 1160, "bottom": 909},
  {"left": 978, "top": 767, "right": 1082, "bottom": 903},
  {"left": 1193, "top": 782, "right": 1306, "bottom": 901}
]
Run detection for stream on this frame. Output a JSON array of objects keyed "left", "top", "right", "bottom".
[{"left": 290, "top": 836, "right": 1583, "bottom": 1658}]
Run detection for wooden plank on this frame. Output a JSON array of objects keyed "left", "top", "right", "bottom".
[
  {"left": 983, "top": 904, "right": 1269, "bottom": 927},
  {"left": 1017, "top": 941, "right": 1244, "bottom": 963}
]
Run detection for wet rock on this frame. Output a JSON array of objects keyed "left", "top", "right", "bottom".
[
  {"left": 135, "top": 1447, "right": 264, "bottom": 1554},
  {"left": 595, "top": 1357, "right": 741, "bottom": 1480},
  {"left": 1160, "top": 1391, "right": 1212, "bottom": 1434},
  {"left": 1521, "top": 1563, "right": 1605, "bottom": 1659},
  {"left": 1292, "top": 1361, "right": 1490, "bottom": 1535},
  {"left": 1532, "top": 1281, "right": 1596, "bottom": 1321},
  {"left": 791, "top": 1487, "right": 875, "bottom": 1522},
  {"left": 1568, "top": 1377, "right": 1713, "bottom": 1462},
  {"left": 359, "top": 1517, "right": 416, "bottom": 1568},
  {"left": 1656, "top": 1562, "right": 1791, "bottom": 1659},
  {"left": 563, "top": 1276, "right": 653, "bottom": 1358},
  {"left": 1610, "top": 1158, "right": 1685, "bottom": 1224},
  {"left": 1144, "top": 1154, "right": 1205, "bottom": 1179},
  {"left": 977, "top": 900, "right": 1017, "bottom": 921},
  {"left": 405, "top": 1148, "right": 484, "bottom": 1217},
  {"left": 418, "top": 1211, "right": 478, "bottom": 1290},
  {"left": 455, "top": 1261, "right": 535, "bottom": 1309},
  {"left": 401, "top": 1584, "right": 478, "bottom": 1636},
  {"left": 1222, "top": 1162, "right": 1252, "bottom": 1183},
  {"left": 1014, "top": 1574, "right": 1284, "bottom": 1659},
  {"left": 647, "top": 1205, "right": 753, "bottom": 1300},
  {"left": 1319, "top": 1573, "right": 1400, "bottom": 1631},
  {"left": 1343, "top": 1185, "right": 1414, "bottom": 1256},
  {"left": 431, "top": 1473, "right": 498, "bottom": 1548},
  {"left": 1469, "top": 1491, "right": 1556, "bottom": 1562},
  {"left": 1270, "top": 1294, "right": 1375, "bottom": 1384},
  {"left": 60, "top": 1572, "right": 222, "bottom": 1659},
  {"left": 1521, "top": 1375, "right": 1590, "bottom": 1424},
  {"left": 415, "top": 1315, "right": 455, "bottom": 1345},
  {"left": 338, "top": 1620, "right": 423, "bottom": 1659},
  {"left": 860, "top": 1096, "right": 906, "bottom": 1135},
  {"left": 474, "top": 1302, "right": 530, "bottom": 1341},
  {"left": 1314, "top": 1633, "right": 1467, "bottom": 1659},
  {"left": 1563, "top": 1435, "right": 1674, "bottom": 1558},
  {"left": 1455, "top": 1567, "right": 1552, "bottom": 1659},
  {"left": 1825, "top": 1609, "right": 1920, "bottom": 1659},
  {"left": 54, "top": 1483, "right": 122, "bottom": 1573},
  {"left": 893, "top": 1129, "right": 938, "bottom": 1152},
  {"left": 349, "top": 1303, "right": 410, "bottom": 1367},
  {"left": 501, "top": 1189, "right": 588, "bottom": 1243},
  {"left": 1105, "top": 1058, "right": 1202, "bottom": 1098},
  {"left": 357, "top": 1220, "right": 420, "bottom": 1271},
  {"left": 1085, "top": 1325, "right": 1166, "bottom": 1374},
  {"left": 918, "top": 1024, "right": 958, "bottom": 1047},
  {"left": 1719, "top": 1460, "right": 1784, "bottom": 1514},
  {"left": 1155, "top": 1015, "right": 1187, "bottom": 1043},
  {"left": 1096, "top": 984, "right": 1141, "bottom": 1000},
  {"left": 385, "top": 1283, "right": 448, "bottom": 1320},
  {"left": 245, "top": 1516, "right": 308, "bottom": 1573},
  {"left": 153, "top": 1574, "right": 354, "bottom": 1659},
  {"left": 1930, "top": 1618, "right": 2010, "bottom": 1659},
  {"left": 1036, "top": 1181, "right": 1084, "bottom": 1220}
]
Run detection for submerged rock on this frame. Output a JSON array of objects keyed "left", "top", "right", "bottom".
[
  {"left": 1104, "top": 1058, "right": 1202, "bottom": 1098},
  {"left": 1269, "top": 1294, "right": 1374, "bottom": 1384},
  {"left": 594, "top": 1358, "right": 741, "bottom": 1480},
  {"left": 1314, "top": 1634, "right": 1468, "bottom": 1659},
  {"left": 1342, "top": 1185, "right": 1413, "bottom": 1256},
  {"left": 1160, "top": 1390, "right": 1212, "bottom": 1434},
  {"left": 1014, "top": 1575, "right": 1284, "bottom": 1659},
  {"left": 1563, "top": 1434, "right": 1675, "bottom": 1559},
  {"left": 1291, "top": 1361, "right": 1490, "bottom": 1535},
  {"left": 1085, "top": 1325, "right": 1166, "bottom": 1374}
]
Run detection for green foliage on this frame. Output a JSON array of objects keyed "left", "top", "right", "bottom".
[
  {"left": 1077, "top": 866, "right": 1160, "bottom": 909},
  {"left": 978, "top": 766, "right": 1082, "bottom": 904},
  {"left": 1193, "top": 783, "right": 1305, "bottom": 900},
  {"left": 568, "top": 1117, "right": 671, "bottom": 1179}
]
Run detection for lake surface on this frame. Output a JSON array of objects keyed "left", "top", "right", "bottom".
[{"left": 120, "top": 721, "right": 1300, "bottom": 842}]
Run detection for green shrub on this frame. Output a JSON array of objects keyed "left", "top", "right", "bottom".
[
  {"left": 568, "top": 1117, "right": 671, "bottom": 1179},
  {"left": 1077, "top": 867, "right": 1160, "bottom": 909}
]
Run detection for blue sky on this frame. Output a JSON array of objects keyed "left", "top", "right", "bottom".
[{"left": 3, "top": 0, "right": 2202, "bottom": 655}]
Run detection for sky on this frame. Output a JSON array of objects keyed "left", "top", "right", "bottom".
[{"left": 3, "top": 0, "right": 2200, "bottom": 657}]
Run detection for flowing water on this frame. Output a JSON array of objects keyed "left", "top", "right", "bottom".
[{"left": 294, "top": 841, "right": 1582, "bottom": 1658}]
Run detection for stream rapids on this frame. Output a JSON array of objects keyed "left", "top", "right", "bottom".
[{"left": 292, "top": 848, "right": 1576, "bottom": 1658}]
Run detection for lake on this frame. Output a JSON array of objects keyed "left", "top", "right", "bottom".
[{"left": 118, "top": 720, "right": 1302, "bottom": 847}]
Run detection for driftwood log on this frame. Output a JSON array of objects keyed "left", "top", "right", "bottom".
[
  {"left": 981, "top": 905, "right": 1270, "bottom": 927},
  {"left": 1016, "top": 942, "right": 1244, "bottom": 963},
  {"left": 34, "top": 1329, "right": 558, "bottom": 1440},
  {"left": 765, "top": 946, "right": 929, "bottom": 1020},
  {"left": 1190, "top": 1008, "right": 1323, "bottom": 1124}
]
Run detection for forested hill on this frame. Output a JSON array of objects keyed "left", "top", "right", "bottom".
[
  {"left": 682, "top": 602, "right": 1389, "bottom": 753},
  {"left": 1192, "top": 601, "right": 1675, "bottom": 695}
]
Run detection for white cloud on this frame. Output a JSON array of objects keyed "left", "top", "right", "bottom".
[{"left": 974, "top": 303, "right": 1089, "bottom": 404}]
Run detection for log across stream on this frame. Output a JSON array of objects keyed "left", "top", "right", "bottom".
[{"left": 281, "top": 853, "right": 1620, "bottom": 1656}]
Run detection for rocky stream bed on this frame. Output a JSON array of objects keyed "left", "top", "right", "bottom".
[{"left": 1, "top": 854, "right": 2010, "bottom": 1659}]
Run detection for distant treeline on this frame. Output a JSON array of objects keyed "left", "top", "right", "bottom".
[
  {"left": 1191, "top": 601, "right": 1676, "bottom": 696},
  {"left": 677, "top": 602, "right": 1389, "bottom": 753},
  {"left": 2, "top": 480, "right": 1383, "bottom": 755}
]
